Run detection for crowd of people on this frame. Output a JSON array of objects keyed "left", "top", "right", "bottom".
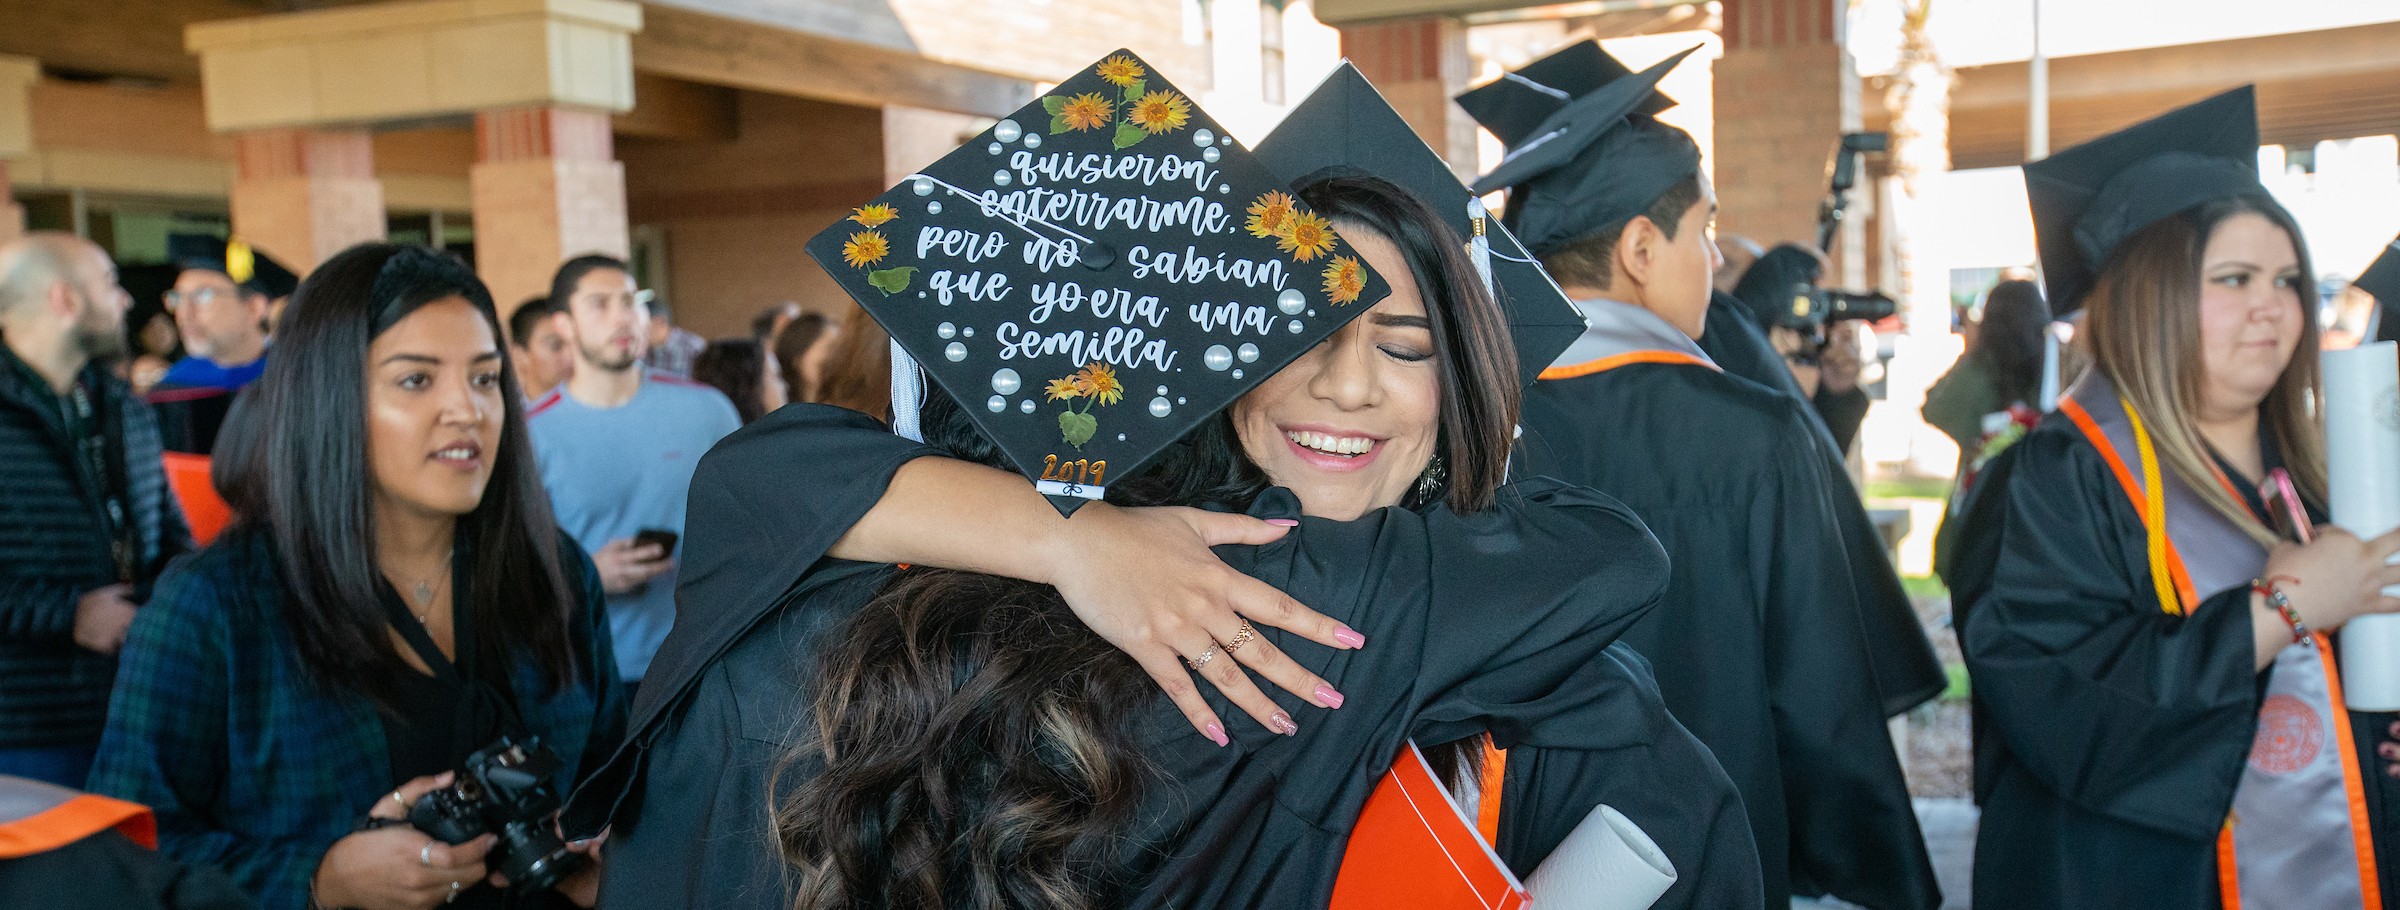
[{"left": 1, "top": 38, "right": 2399, "bottom": 910}]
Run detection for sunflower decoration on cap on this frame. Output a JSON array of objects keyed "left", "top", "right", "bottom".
[{"left": 805, "top": 49, "right": 1391, "bottom": 514}]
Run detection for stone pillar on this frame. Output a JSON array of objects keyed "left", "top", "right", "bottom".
[
  {"left": 1339, "top": 17, "right": 1475, "bottom": 179},
  {"left": 1713, "top": 0, "right": 1864, "bottom": 285},
  {"left": 230, "top": 128, "right": 386, "bottom": 269},
  {"left": 0, "top": 55, "right": 36, "bottom": 246},
  {"left": 470, "top": 106, "right": 628, "bottom": 311}
]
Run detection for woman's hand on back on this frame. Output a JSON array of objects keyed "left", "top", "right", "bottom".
[
  {"left": 1038, "top": 503, "right": 1364, "bottom": 744},
  {"left": 313, "top": 772, "right": 496, "bottom": 910}
]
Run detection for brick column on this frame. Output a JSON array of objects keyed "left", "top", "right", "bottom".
[
  {"left": 0, "top": 161, "right": 22, "bottom": 247},
  {"left": 0, "top": 55, "right": 35, "bottom": 246},
  {"left": 470, "top": 107, "right": 628, "bottom": 315},
  {"left": 1714, "top": 0, "right": 1864, "bottom": 285},
  {"left": 1339, "top": 17, "right": 1475, "bottom": 179},
  {"left": 230, "top": 128, "right": 387, "bottom": 270}
]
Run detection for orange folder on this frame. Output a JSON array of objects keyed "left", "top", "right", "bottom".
[
  {"left": 1330, "top": 742, "right": 1530, "bottom": 910},
  {"left": 161, "top": 452, "right": 231, "bottom": 546}
]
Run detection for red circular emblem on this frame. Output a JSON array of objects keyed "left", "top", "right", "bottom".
[{"left": 2249, "top": 694, "right": 2324, "bottom": 776}]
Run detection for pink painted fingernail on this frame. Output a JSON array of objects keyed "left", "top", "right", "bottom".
[
  {"left": 1204, "top": 722, "right": 1229, "bottom": 747},
  {"left": 1273, "top": 712, "right": 1299, "bottom": 736},
  {"left": 1315, "top": 685, "right": 1345, "bottom": 709},
  {"left": 1266, "top": 518, "right": 1299, "bottom": 527},
  {"left": 1333, "top": 626, "right": 1366, "bottom": 649}
]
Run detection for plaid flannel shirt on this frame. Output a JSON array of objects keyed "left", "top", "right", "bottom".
[{"left": 88, "top": 527, "right": 626, "bottom": 910}]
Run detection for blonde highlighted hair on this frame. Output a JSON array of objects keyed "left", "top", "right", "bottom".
[{"left": 2079, "top": 194, "right": 2324, "bottom": 546}]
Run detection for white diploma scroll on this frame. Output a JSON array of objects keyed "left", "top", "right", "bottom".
[
  {"left": 1526, "top": 804, "right": 1677, "bottom": 910},
  {"left": 2325, "top": 342, "right": 2400, "bottom": 711}
]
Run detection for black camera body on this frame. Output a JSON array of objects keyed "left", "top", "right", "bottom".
[
  {"left": 407, "top": 736, "right": 586, "bottom": 893},
  {"left": 1769, "top": 284, "right": 1899, "bottom": 333}
]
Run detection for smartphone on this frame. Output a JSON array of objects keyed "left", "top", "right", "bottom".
[
  {"left": 632, "top": 528, "right": 680, "bottom": 560},
  {"left": 2262, "top": 468, "right": 2312, "bottom": 544}
]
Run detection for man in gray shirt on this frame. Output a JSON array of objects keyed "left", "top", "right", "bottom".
[{"left": 528, "top": 255, "right": 739, "bottom": 695}]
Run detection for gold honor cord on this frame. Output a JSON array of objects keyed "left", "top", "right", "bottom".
[{"left": 2122, "top": 395, "right": 2185, "bottom": 617}]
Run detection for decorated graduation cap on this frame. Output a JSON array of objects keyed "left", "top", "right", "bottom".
[
  {"left": 1255, "top": 62, "right": 1583, "bottom": 389},
  {"left": 805, "top": 49, "right": 1390, "bottom": 515},
  {"left": 1453, "top": 39, "right": 1674, "bottom": 152},
  {"left": 2350, "top": 232, "right": 2400, "bottom": 305},
  {"left": 167, "top": 234, "right": 300, "bottom": 300},
  {"left": 2024, "top": 86, "right": 2267, "bottom": 315},
  {"left": 1464, "top": 46, "right": 1704, "bottom": 258}
]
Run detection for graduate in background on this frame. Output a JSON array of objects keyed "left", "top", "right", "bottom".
[
  {"left": 2355, "top": 232, "right": 2400, "bottom": 344},
  {"left": 1459, "top": 43, "right": 1940, "bottom": 910},
  {"left": 1947, "top": 87, "right": 2400, "bottom": 908}
]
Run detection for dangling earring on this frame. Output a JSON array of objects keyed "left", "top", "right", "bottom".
[{"left": 1413, "top": 455, "right": 1447, "bottom": 506}]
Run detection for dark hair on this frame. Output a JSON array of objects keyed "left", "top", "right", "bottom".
[
  {"left": 547, "top": 254, "right": 632, "bottom": 313},
  {"left": 773, "top": 311, "right": 833, "bottom": 404},
  {"left": 1538, "top": 171, "right": 1705, "bottom": 291},
  {"left": 507, "top": 294, "right": 561, "bottom": 347},
  {"left": 692, "top": 337, "right": 772, "bottom": 423},
  {"left": 219, "top": 243, "right": 580, "bottom": 701},
  {"left": 1972, "top": 279, "right": 2051, "bottom": 405},
  {"left": 780, "top": 176, "right": 1523, "bottom": 908}
]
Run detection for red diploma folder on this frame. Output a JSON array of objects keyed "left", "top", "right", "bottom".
[{"left": 1330, "top": 742, "right": 1530, "bottom": 910}]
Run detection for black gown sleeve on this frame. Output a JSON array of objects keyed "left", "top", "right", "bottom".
[
  {"left": 1959, "top": 425, "right": 2259, "bottom": 841},
  {"left": 1493, "top": 644, "right": 1766, "bottom": 910}
]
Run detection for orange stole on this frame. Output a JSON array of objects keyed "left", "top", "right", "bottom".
[
  {"left": 0, "top": 793, "right": 156, "bottom": 858},
  {"left": 1330, "top": 743, "right": 1528, "bottom": 910}
]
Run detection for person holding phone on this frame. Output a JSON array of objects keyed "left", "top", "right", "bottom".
[{"left": 525, "top": 256, "right": 739, "bottom": 700}]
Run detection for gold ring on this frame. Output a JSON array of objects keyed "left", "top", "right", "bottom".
[
  {"left": 1221, "top": 619, "right": 1256, "bottom": 656},
  {"left": 1186, "top": 644, "right": 1221, "bottom": 671}
]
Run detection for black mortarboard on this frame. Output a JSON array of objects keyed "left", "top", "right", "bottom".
[
  {"left": 2353, "top": 232, "right": 2400, "bottom": 306},
  {"left": 1453, "top": 40, "right": 1674, "bottom": 151},
  {"left": 804, "top": 49, "right": 1389, "bottom": 515},
  {"left": 168, "top": 234, "right": 299, "bottom": 300},
  {"left": 2024, "top": 86, "right": 2267, "bottom": 315},
  {"left": 1465, "top": 46, "right": 1703, "bottom": 258},
  {"left": 1257, "top": 63, "right": 1583, "bottom": 389}
]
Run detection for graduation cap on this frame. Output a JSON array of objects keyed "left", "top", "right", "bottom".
[
  {"left": 2352, "top": 232, "right": 2400, "bottom": 305},
  {"left": 1453, "top": 40, "right": 1674, "bottom": 151},
  {"left": 1256, "top": 63, "right": 1583, "bottom": 389},
  {"left": 804, "top": 49, "right": 1390, "bottom": 515},
  {"left": 2023, "top": 86, "right": 2267, "bottom": 314},
  {"left": 1464, "top": 46, "right": 1704, "bottom": 258},
  {"left": 168, "top": 234, "right": 300, "bottom": 300}
]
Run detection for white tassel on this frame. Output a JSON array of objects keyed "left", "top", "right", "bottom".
[
  {"left": 888, "top": 338, "right": 925, "bottom": 442},
  {"left": 1468, "top": 198, "right": 1497, "bottom": 299},
  {"left": 2037, "top": 323, "right": 2062, "bottom": 412}
]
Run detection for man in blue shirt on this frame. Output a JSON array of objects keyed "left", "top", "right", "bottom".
[
  {"left": 528, "top": 255, "right": 739, "bottom": 696},
  {"left": 146, "top": 236, "right": 295, "bottom": 455}
]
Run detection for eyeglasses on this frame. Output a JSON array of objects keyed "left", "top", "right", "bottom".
[{"left": 164, "top": 287, "right": 226, "bottom": 309}]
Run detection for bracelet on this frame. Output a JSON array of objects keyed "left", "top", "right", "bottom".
[{"left": 2252, "top": 575, "right": 2307, "bottom": 643}]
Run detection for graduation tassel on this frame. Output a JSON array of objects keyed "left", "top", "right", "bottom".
[
  {"left": 1467, "top": 198, "right": 1497, "bottom": 299},
  {"left": 2037, "top": 322, "right": 2062, "bottom": 412},
  {"left": 888, "top": 338, "right": 926, "bottom": 443}
]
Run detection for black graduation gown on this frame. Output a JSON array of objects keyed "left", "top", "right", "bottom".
[
  {"left": 563, "top": 404, "right": 1765, "bottom": 910},
  {"left": 1516, "top": 356, "right": 1942, "bottom": 910},
  {"left": 1698, "top": 297, "right": 1947, "bottom": 718},
  {"left": 143, "top": 384, "right": 237, "bottom": 456},
  {"left": 1946, "top": 416, "right": 2400, "bottom": 908}
]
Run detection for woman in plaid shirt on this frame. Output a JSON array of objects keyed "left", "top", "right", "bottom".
[{"left": 89, "top": 245, "right": 627, "bottom": 910}]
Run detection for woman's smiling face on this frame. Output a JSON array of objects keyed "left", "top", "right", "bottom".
[{"left": 1230, "top": 224, "right": 1440, "bottom": 521}]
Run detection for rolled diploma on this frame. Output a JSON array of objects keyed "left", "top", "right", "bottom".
[
  {"left": 1526, "top": 804, "right": 1677, "bottom": 910},
  {"left": 2326, "top": 342, "right": 2400, "bottom": 711}
]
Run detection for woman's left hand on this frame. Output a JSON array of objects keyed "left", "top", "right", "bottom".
[
  {"left": 555, "top": 833, "right": 605, "bottom": 907},
  {"left": 2381, "top": 721, "right": 2400, "bottom": 778}
]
